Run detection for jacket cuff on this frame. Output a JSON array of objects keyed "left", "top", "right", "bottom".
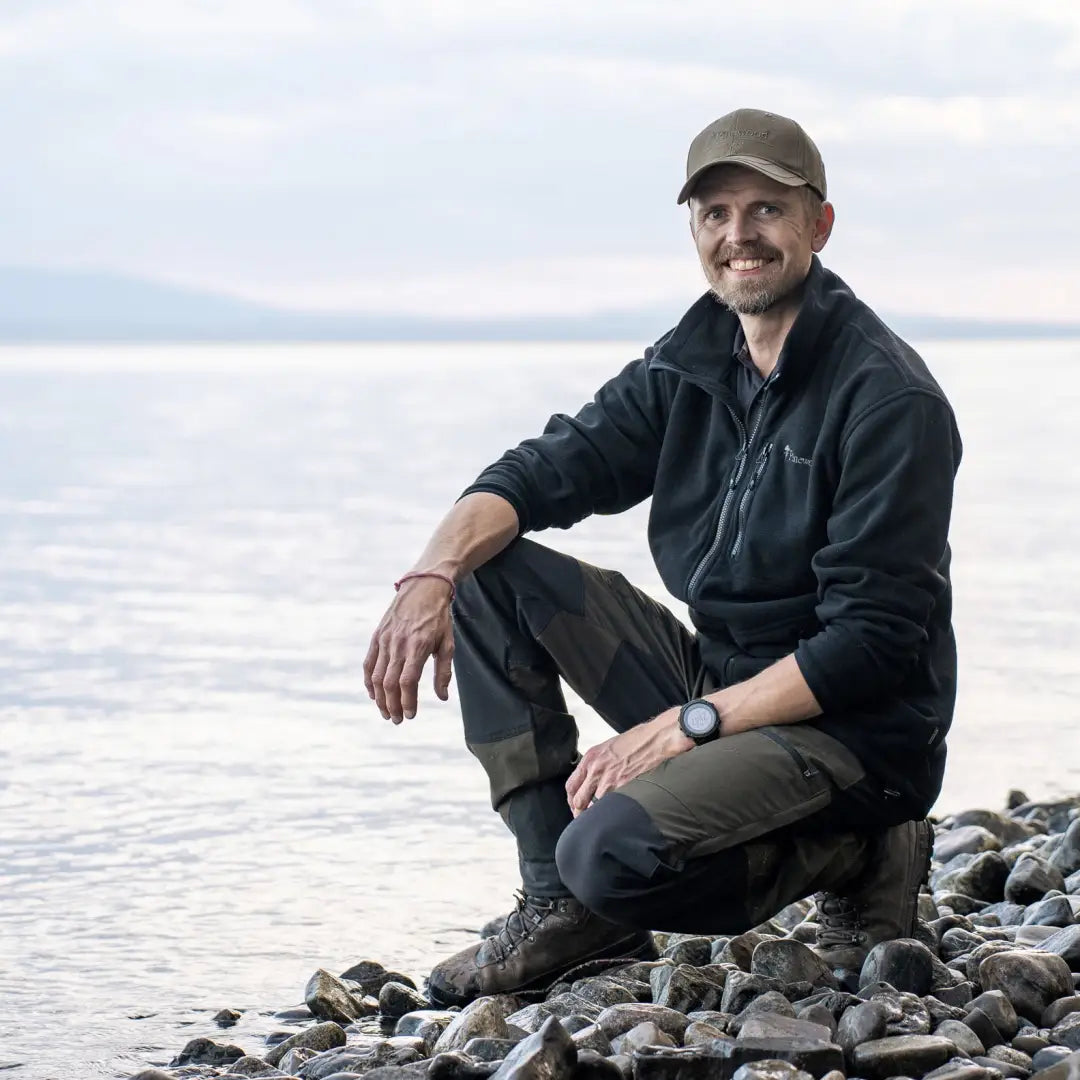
[{"left": 457, "top": 482, "right": 531, "bottom": 536}]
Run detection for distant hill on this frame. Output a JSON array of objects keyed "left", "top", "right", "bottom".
[{"left": 2, "top": 266, "right": 1078, "bottom": 342}]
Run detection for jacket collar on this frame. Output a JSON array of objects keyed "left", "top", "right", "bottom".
[{"left": 651, "top": 256, "right": 855, "bottom": 392}]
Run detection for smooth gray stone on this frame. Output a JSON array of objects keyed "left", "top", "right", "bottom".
[
  {"left": 954, "top": 810, "right": 1033, "bottom": 846},
  {"left": 738, "top": 1014, "right": 833, "bottom": 1043},
  {"left": 558, "top": 1015, "right": 594, "bottom": 1036},
  {"left": 338, "top": 960, "right": 391, "bottom": 997},
  {"left": 395, "top": 1009, "right": 456, "bottom": 1036},
  {"left": 938, "top": 828, "right": 1005, "bottom": 863},
  {"left": 729, "top": 992, "right": 795, "bottom": 1036},
  {"left": 378, "top": 979, "right": 429, "bottom": 1018},
  {"left": 542, "top": 993, "right": 602, "bottom": 1023},
  {"left": 1038, "top": 927, "right": 1080, "bottom": 972},
  {"left": 983, "top": 904, "right": 1030, "bottom": 927},
  {"left": 988, "top": 1046, "right": 1034, "bottom": 1070},
  {"left": 462, "top": 1037, "right": 525, "bottom": 1062},
  {"left": 979, "top": 952, "right": 1076, "bottom": 1022},
  {"left": 938, "top": 983, "right": 977, "bottom": 1008},
  {"left": 1067, "top": 871, "right": 1080, "bottom": 896},
  {"left": 797, "top": 1003, "right": 837, "bottom": 1036},
  {"left": 836, "top": 1000, "right": 888, "bottom": 1054},
  {"left": 305, "top": 968, "right": 367, "bottom": 1026},
  {"left": 925, "top": 997, "right": 968, "bottom": 1027},
  {"left": 731, "top": 1061, "right": 814, "bottom": 1080},
  {"left": 129, "top": 1073, "right": 176, "bottom": 1080},
  {"left": 1030, "top": 1045, "right": 1075, "bottom": 1071},
  {"left": 1025, "top": 899, "right": 1076, "bottom": 929},
  {"left": 721, "top": 972, "right": 785, "bottom": 1016},
  {"left": 569, "top": 977, "right": 637, "bottom": 1009},
  {"left": 683, "top": 1020, "right": 727, "bottom": 1046},
  {"left": 596, "top": 1002, "right": 689, "bottom": 1041},
  {"left": 292, "top": 1045, "right": 393, "bottom": 1079},
  {"left": 277, "top": 1047, "right": 319, "bottom": 1073},
  {"left": 861, "top": 939, "right": 937, "bottom": 996},
  {"left": 851, "top": 1034, "right": 959, "bottom": 1080},
  {"left": 945, "top": 853, "right": 1012, "bottom": 903},
  {"left": 661, "top": 935, "right": 713, "bottom": 967},
  {"left": 214, "top": 1008, "right": 243, "bottom": 1028},
  {"left": 1051, "top": 822, "right": 1080, "bottom": 878},
  {"left": 1014, "top": 1034, "right": 1050, "bottom": 1055},
  {"left": 633, "top": 1038, "right": 844, "bottom": 1080},
  {"left": 964, "top": 1007, "right": 1006, "bottom": 1050},
  {"left": 506, "top": 1004, "right": 555, "bottom": 1034},
  {"left": 274, "top": 1005, "right": 314, "bottom": 1022},
  {"left": 1007, "top": 857, "right": 1068, "bottom": 906},
  {"left": 970, "top": 991, "right": 1021, "bottom": 1039},
  {"left": 1019, "top": 927, "right": 1062, "bottom": 948},
  {"left": 935, "top": 1020, "right": 987, "bottom": 1058},
  {"left": 716, "top": 932, "right": 766, "bottom": 972},
  {"left": 569, "top": 1023, "right": 611, "bottom": 1055},
  {"left": 654, "top": 965, "right": 723, "bottom": 1013},
  {"left": 867, "top": 987, "right": 932, "bottom": 1037},
  {"left": 1051, "top": 1013, "right": 1080, "bottom": 1050},
  {"left": 921, "top": 1064, "right": 1000, "bottom": 1080},
  {"left": 488, "top": 1015, "right": 576, "bottom": 1080},
  {"left": 571, "top": 1048, "right": 623, "bottom": 1079},
  {"left": 751, "top": 939, "right": 836, "bottom": 989},
  {"left": 265, "top": 1024, "right": 348, "bottom": 1069},
  {"left": 1043, "top": 997, "right": 1080, "bottom": 1028},
  {"left": 967, "top": 942, "right": 1022, "bottom": 983},
  {"left": 610, "top": 1020, "right": 675, "bottom": 1055},
  {"left": 170, "top": 1036, "right": 246, "bottom": 1067},
  {"left": 943, "top": 929, "right": 988, "bottom": 962},
  {"left": 428, "top": 1050, "right": 503, "bottom": 1080},
  {"left": 435, "top": 998, "right": 512, "bottom": 1052}
]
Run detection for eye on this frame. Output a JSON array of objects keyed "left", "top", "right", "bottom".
[{"left": 756, "top": 204, "right": 781, "bottom": 217}]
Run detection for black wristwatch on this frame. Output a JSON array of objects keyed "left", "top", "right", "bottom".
[{"left": 678, "top": 698, "right": 722, "bottom": 744}]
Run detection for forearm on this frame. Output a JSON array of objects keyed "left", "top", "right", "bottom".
[
  {"left": 409, "top": 491, "right": 520, "bottom": 584},
  {"left": 705, "top": 654, "right": 822, "bottom": 736}
]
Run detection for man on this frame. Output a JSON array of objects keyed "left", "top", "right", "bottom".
[{"left": 364, "top": 108, "right": 961, "bottom": 1008}]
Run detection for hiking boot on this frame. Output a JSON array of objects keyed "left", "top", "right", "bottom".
[
  {"left": 426, "top": 891, "right": 656, "bottom": 1007},
  {"left": 813, "top": 818, "right": 934, "bottom": 973}
]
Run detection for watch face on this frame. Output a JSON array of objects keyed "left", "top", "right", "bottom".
[{"left": 682, "top": 700, "right": 717, "bottom": 737}]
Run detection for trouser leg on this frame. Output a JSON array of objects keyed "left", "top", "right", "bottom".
[
  {"left": 452, "top": 537, "right": 701, "bottom": 898},
  {"left": 555, "top": 723, "right": 873, "bottom": 933}
]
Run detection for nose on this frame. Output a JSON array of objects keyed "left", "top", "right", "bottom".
[{"left": 726, "top": 209, "right": 758, "bottom": 247}]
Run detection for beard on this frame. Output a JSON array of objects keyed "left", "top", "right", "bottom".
[{"left": 703, "top": 242, "right": 792, "bottom": 315}]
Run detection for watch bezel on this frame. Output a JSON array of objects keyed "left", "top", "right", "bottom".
[{"left": 678, "top": 698, "right": 721, "bottom": 743}]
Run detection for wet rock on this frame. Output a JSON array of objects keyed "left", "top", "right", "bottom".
[
  {"left": 273, "top": 1004, "right": 313, "bottom": 1022},
  {"left": 487, "top": 1015, "right": 576, "bottom": 1079},
  {"left": 962, "top": 1006, "right": 1005, "bottom": 1050},
  {"left": 1030, "top": 1046, "right": 1076, "bottom": 1072},
  {"left": 572, "top": 1048, "right": 623, "bottom": 1079},
  {"left": 1051, "top": 822, "right": 1080, "bottom": 877},
  {"left": 1006, "top": 857, "right": 1067, "bottom": 906},
  {"left": 570, "top": 977, "right": 637, "bottom": 1009},
  {"left": 464, "top": 1037, "right": 526, "bottom": 1062},
  {"left": 717, "top": 932, "right": 765, "bottom": 971},
  {"left": 264, "top": 1021, "right": 346, "bottom": 1068},
  {"left": 129, "top": 1072, "right": 175, "bottom": 1080},
  {"left": 683, "top": 1020, "right": 728, "bottom": 1045},
  {"left": 542, "top": 993, "right": 602, "bottom": 1023},
  {"left": 937, "top": 982, "right": 976, "bottom": 1007},
  {"left": 396, "top": 1008, "right": 456, "bottom": 1037},
  {"left": 937, "top": 827, "right": 1004, "bottom": 863},
  {"left": 428, "top": 1050, "right": 503, "bottom": 1080},
  {"left": 1038, "top": 927, "right": 1080, "bottom": 972},
  {"left": 731, "top": 1061, "right": 814, "bottom": 1080},
  {"left": 729, "top": 992, "right": 795, "bottom": 1036},
  {"left": 836, "top": 1000, "right": 888, "bottom": 1056},
  {"left": 221, "top": 1057, "right": 285, "bottom": 1076},
  {"left": 861, "top": 939, "right": 937, "bottom": 996},
  {"left": 214, "top": 1008, "right": 243, "bottom": 1028},
  {"left": 170, "top": 1036, "right": 246, "bottom": 1067},
  {"left": 339, "top": 959, "right": 393, "bottom": 997},
  {"left": 851, "top": 1034, "right": 958, "bottom": 1079},
  {"left": 979, "top": 951, "right": 1075, "bottom": 1021},
  {"left": 942, "top": 929, "right": 988, "bottom": 962},
  {"left": 277, "top": 1046, "right": 319, "bottom": 1073},
  {"left": 653, "top": 965, "right": 723, "bottom": 1013},
  {"left": 1023, "top": 898, "right": 1075, "bottom": 928},
  {"left": 1018, "top": 926, "right": 1063, "bottom": 947},
  {"left": 304, "top": 968, "right": 366, "bottom": 1026},
  {"left": 507, "top": 1004, "right": 555, "bottom": 1034},
  {"left": 967, "top": 941, "right": 1021, "bottom": 983},
  {"left": 570, "top": 1023, "right": 611, "bottom": 1055},
  {"left": 751, "top": 939, "right": 836, "bottom": 989},
  {"left": 633, "top": 1038, "right": 843, "bottom": 1080},
  {"left": 1043, "top": 997, "right": 1080, "bottom": 1028},
  {"left": 1051, "top": 1012, "right": 1080, "bottom": 1050},
  {"left": 611, "top": 1020, "right": 676, "bottom": 1055},
  {"left": 435, "top": 997, "right": 511, "bottom": 1053},
  {"left": 557, "top": 1014, "right": 594, "bottom": 1036},
  {"left": 738, "top": 1014, "right": 833, "bottom": 1043},
  {"left": 379, "top": 979, "right": 430, "bottom": 1018},
  {"left": 942, "top": 852, "right": 1011, "bottom": 903},
  {"left": 595, "top": 1002, "right": 689, "bottom": 1041},
  {"left": 1013, "top": 1033, "right": 1050, "bottom": 1055},
  {"left": 934, "top": 1019, "right": 987, "bottom": 1057},
  {"left": 968, "top": 990, "right": 1020, "bottom": 1039},
  {"left": 661, "top": 935, "right": 713, "bottom": 967},
  {"left": 721, "top": 972, "right": 785, "bottom": 1016},
  {"left": 796, "top": 1003, "right": 837, "bottom": 1036}
]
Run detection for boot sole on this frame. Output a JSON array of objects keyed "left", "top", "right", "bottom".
[{"left": 426, "top": 931, "right": 657, "bottom": 1008}]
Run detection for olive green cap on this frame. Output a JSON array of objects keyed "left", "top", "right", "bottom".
[{"left": 677, "top": 108, "right": 827, "bottom": 205}]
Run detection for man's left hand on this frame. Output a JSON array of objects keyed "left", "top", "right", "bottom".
[{"left": 565, "top": 708, "right": 694, "bottom": 817}]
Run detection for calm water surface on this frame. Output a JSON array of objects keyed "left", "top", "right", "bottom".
[{"left": 1, "top": 341, "right": 1078, "bottom": 1077}]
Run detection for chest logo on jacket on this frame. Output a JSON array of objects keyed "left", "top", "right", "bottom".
[{"left": 783, "top": 445, "right": 813, "bottom": 467}]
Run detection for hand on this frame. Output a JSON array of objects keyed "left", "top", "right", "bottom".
[
  {"left": 565, "top": 708, "right": 693, "bottom": 817},
  {"left": 363, "top": 577, "right": 454, "bottom": 723}
]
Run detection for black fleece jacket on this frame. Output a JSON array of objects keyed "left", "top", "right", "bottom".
[{"left": 463, "top": 257, "right": 962, "bottom": 817}]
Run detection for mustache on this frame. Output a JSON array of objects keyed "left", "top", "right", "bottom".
[{"left": 710, "top": 243, "right": 782, "bottom": 270}]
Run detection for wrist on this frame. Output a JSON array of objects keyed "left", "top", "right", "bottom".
[{"left": 394, "top": 570, "right": 456, "bottom": 600}]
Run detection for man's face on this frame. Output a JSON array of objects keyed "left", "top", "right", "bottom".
[{"left": 689, "top": 165, "right": 833, "bottom": 316}]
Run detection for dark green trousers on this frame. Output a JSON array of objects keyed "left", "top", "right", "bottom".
[{"left": 452, "top": 538, "right": 884, "bottom": 933}]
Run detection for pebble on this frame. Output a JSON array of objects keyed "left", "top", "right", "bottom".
[
  {"left": 214, "top": 1008, "right": 243, "bottom": 1028},
  {"left": 488, "top": 1015, "right": 575, "bottom": 1079},
  {"left": 860, "top": 939, "right": 937, "bottom": 996},
  {"left": 751, "top": 938, "right": 837, "bottom": 988},
  {"left": 305, "top": 967, "right": 367, "bottom": 1025},
  {"left": 264, "top": 1021, "right": 346, "bottom": 1067},
  {"left": 169, "top": 1036, "right": 246, "bottom": 1067},
  {"left": 978, "top": 950, "right": 1075, "bottom": 1021},
  {"left": 434, "top": 998, "right": 511, "bottom": 1053}
]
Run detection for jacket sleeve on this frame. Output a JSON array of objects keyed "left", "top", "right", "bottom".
[
  {"left": 793, "top": 388, "right": 961, "bottom": 712},
  {"left": 459, "top": 354, "right": 671, "bottom": 534}
]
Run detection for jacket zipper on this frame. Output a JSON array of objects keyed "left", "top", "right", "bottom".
[
  {"left": 686, "top": 376, "right": 775, "bottom": 602},
  {"left": 761, "top": 729, "right": 820, "bottom": 779},
  {"left": 730, "top": 442, "right": 773, "bottom": 558}
]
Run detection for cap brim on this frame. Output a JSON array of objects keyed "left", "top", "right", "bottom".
[{"left": 677, "top": 155, "right": 808, "bottom": 205}]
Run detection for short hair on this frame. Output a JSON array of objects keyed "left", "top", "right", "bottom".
[{"left": 800, "top": 186, "right": 825, "bottom": 222}]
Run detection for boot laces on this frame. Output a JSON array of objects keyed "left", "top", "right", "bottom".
[
  {"left": 489, "top": 891, "right": 556, "bottom": 963},
  {"left": 814, "top": 891, "right": 865, "bottom": 947}
]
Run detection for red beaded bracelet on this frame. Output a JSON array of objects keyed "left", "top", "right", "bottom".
[{"left": 393, "top": 571, "right": 456, "bottom": 601}]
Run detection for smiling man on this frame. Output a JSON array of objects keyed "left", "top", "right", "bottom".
[{"left": 364, "top": 108, "right": 962, "bottom": 1006}]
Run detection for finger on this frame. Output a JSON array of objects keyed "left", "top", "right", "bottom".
[
  {"left": 569, "top": 769, "right": 599, "bottom": 818},
  {"left": 433, "top": 635, "right": 453, "bottom": 701},
  {"left": 362, "top": 634, "right": 380, "bottom": 698},
  {"left": 399, "top": 655, "right": 424, "bottom": 720},
  {"left": 370, "top": 643, "right": 391, "bottom": 720},
  {"left": 382, "top": 647, "right": 406, "bottom": 723}
]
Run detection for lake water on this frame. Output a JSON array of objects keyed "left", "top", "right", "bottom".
[{"left": 1, "top": 340, "right": 1078, "bottom": 1078}]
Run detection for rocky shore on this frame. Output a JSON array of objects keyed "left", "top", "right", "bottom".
[{"left": 133, "top": 792, "right": 1080, "bottom": 1080}]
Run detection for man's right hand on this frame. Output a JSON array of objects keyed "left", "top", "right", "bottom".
[{"left": 363, "top": 576, "right": 455, "bottom": 723}]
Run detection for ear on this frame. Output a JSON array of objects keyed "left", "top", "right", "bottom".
[{"left": 811, "top": 202, "right": 835, "bottom": 253}]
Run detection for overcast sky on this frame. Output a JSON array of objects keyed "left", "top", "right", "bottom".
[{"left": 4, "top": 0, "right": 1079, "bottom": 321}]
